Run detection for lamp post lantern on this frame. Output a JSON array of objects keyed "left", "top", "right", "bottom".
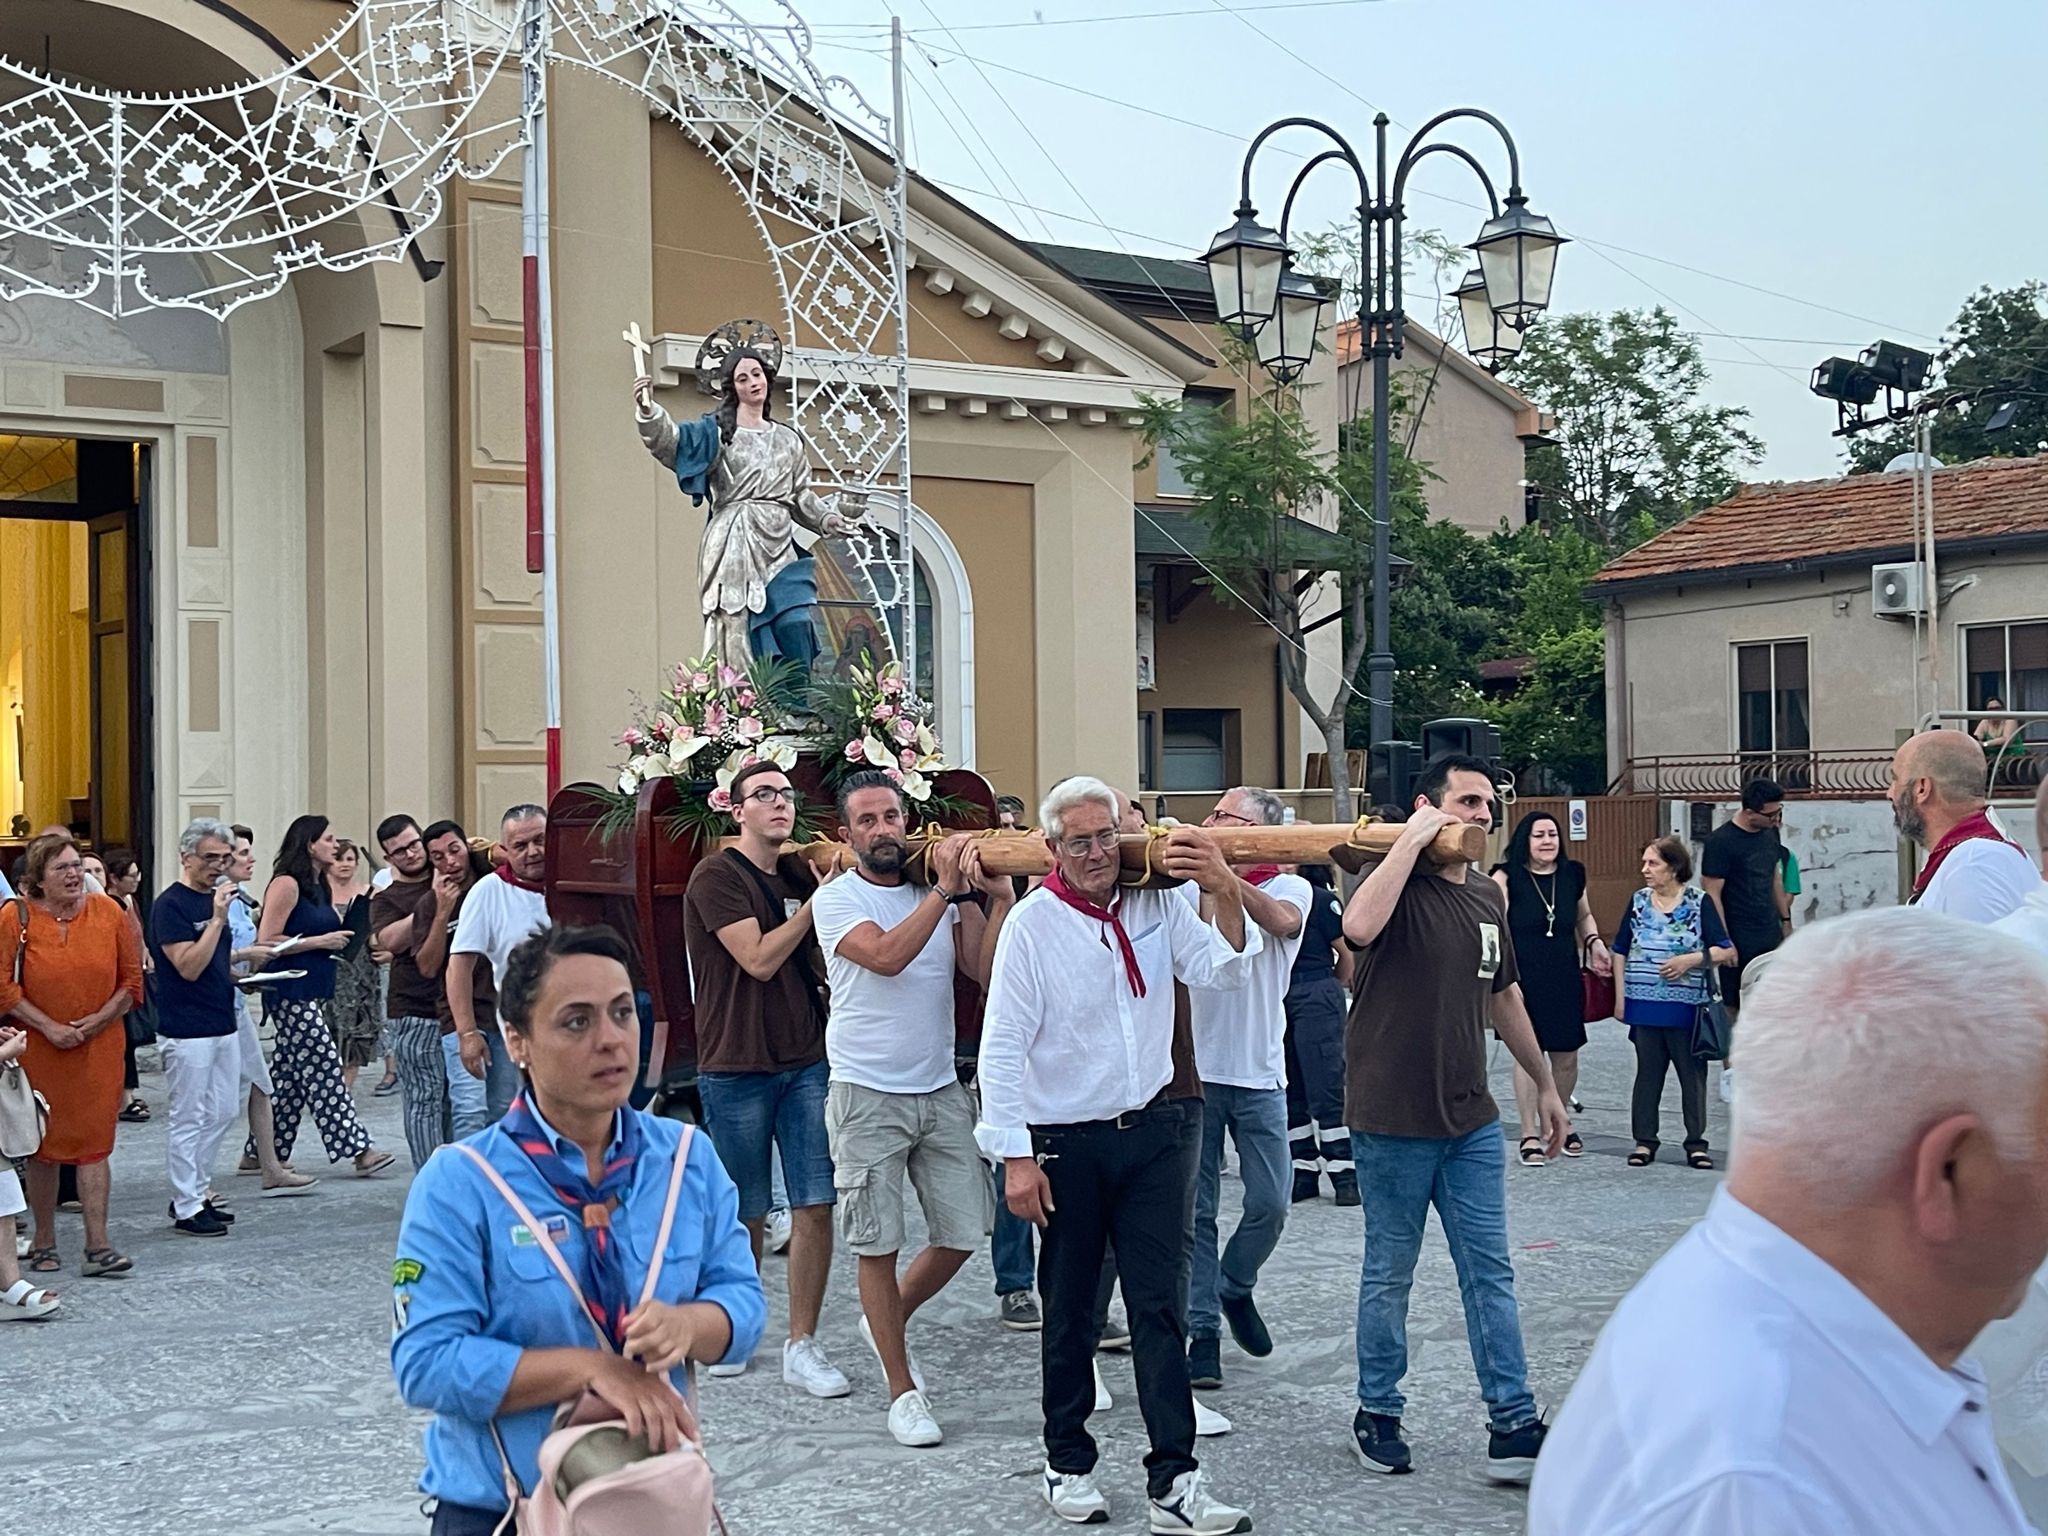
[{"left": 1205, "top": 110, "right": 1563, "bottom": 760}]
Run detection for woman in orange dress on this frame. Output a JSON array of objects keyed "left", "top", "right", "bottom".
[{"left": 0, "top": 832, "right": 146, "bottom": 1278}]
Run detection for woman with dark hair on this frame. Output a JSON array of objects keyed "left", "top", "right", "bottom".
[
  {"left": 391, "top": 923, "right": 764, "bottom": 1535},
  {"left": 1493, "top": 813, "right": 1610, "bottom": 1167},
  {"left": 101, "top": 847, "right": 152, "bottom": 1124},
  {"left": 254, "top": 815, "right": 392, "bottom": 1176},
  {"left": 322, "top": 838, "right": 387, "bottom": 1093},
  {"left": 633, "top": 341, "right": 861, "bottom": 671},
  {"left": 1613, "top": 836, "right": 1737, "bottom": 1170}
]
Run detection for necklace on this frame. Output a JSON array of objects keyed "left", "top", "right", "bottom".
[{"left": 1528, "top": 866, "right": 1560, "bottom": 938}]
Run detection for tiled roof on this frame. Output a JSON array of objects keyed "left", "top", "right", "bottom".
[{"left": 1592, "top": 454, "right": 2048, "bottom": 589}]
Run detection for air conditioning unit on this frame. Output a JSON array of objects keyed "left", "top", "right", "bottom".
[{"left": 1871, "top": 562, "right": 1927, "bottom": 618}]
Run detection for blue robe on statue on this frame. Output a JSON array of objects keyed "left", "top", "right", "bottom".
[{"left": 750, "top": 558, "right": 821, "bottom": 671}]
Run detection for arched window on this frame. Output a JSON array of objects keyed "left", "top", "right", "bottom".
[{"left": 810, "top": 507, "right": 974, "bottom": 765}]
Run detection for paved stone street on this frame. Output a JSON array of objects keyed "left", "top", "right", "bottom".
[{"left": 7, "top": 1021, "right": 1725, "bottom": 1535}]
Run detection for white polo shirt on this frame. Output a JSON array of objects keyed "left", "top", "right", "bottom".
[
  {"left": 1531, "top": 1187, "right": 2036, "bottom": 1536},
  {"left": 1177, "top": 873, "right": 1310, "bottom": 1091}
]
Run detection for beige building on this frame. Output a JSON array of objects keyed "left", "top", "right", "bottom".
[
  {"left": 1592, "top": 454, "right": 2048, "bottom": 793},
  {"left": 0, "top": 0, "right": 1362, "bottom": 880},
  {"left": 1336, "top": 317, "right": 1555, "bottom": 536}
]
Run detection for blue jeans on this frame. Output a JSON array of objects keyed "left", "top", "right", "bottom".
[
  {"left": 992, "top": 1161, "right": 1037, "bottom": 1294},
  {"left": 1189, "top": 1082, "right": 1290, "bottom": 1339},
  {"left": 697, "top": 1060, "right": 835, "bottom": 1223},
  {"left": 1352, "top": 1121, "right": 1537, "bottom": 1431},
  {"left": 441, "top": 1029, "right": 518, "bottom": 1141}
]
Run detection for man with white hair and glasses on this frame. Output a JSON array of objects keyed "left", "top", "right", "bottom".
[
  {"left": 978, "top": 776, "right": 1261, "bottom": 1533},
  {"left": 1532, "top": 907, "right": 2048, "bottom": 1535}
]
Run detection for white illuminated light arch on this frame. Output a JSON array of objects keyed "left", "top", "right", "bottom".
[{"left": 0, "top": 0, "right": 914, "bottom": 632}]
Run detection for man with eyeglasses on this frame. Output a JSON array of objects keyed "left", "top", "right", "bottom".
[
  {"left": 978, "top": 776, "right": 1262, "bottom": 1534},
  {"left": 149, "top": 819, "right": 250, "bottom": 1238},
  {"left": 1181, "top": 787, "right": 1310, "bottom": 1400},
  {"left": 683, "top": 758, "right": 849, "bottom": 1399},
  {"left": 446, "top": 804, "right": 551, "bottom": 1125},
  {"left": 371, "top": 814, "right": 456, "bottom": 1167}
]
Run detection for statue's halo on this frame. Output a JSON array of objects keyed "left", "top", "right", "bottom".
[{"left": 696, "top": 318, "right": 786, "bottom": 396}]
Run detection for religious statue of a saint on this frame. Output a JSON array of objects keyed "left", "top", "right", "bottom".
[{"left": 632, "top": 323, "right": 861, "bottom": 675}]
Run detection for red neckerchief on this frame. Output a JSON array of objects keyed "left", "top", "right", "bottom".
[
  {"left": 1044, "top": 867, "right": 1146, "bottom": 998},
  {"left": 1911, "top": 809, "right": 2022, "bottom": 903},
  {"left": 495, "top": 864, "right": 545, "bottom": 894},
  {"left": 1240, "top": 865, "right": 1282, "bottom": 887}
]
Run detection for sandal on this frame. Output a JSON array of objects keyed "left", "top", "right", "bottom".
[
  {"left": 1627, "top": 1146, "right": 1655, "bottom": 1167},
  {"left": 26, "top": 1246, "right": 60, "bottom": 1274},
  {"left": 119, "top": 1097, "right": 150, "bottom": 1122},
  {"left": 82, "top": 1246, "right": 134, "bottom": 1277},
  {"left": 1688, "top": 1149, "right": 1715, "bottom": 1170},
  {"left": 0, "top": 1278, "right": 59, "bottom": 1319},
  {"left": 354, "top": 1149, "right": 395, "bottom": 1177},
  {"left": 1517, "top": 1136, "right": 1546, "bottom": 1167},
  {"left": 1562, "top": 1132, "right": 1584, "bottom": 1159}
]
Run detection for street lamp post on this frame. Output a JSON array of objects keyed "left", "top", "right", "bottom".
[{"left": 1204, "top": 111, "right": 1563, "bottom": 759}]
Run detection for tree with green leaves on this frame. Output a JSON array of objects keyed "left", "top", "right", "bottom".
[
  {"left": 1136, "top": 385, "right": 1426, "bottom": 822},
  {"left": 1844, "top": 282, "right": 2048, "bottom": 472},
  {"left": 1508, "top": 306, "right": 1764, "bottom": 545}
]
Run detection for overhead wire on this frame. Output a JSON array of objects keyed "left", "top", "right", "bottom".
[{"left": 810, "top": 0, "right": 1397, "bottom": 36}]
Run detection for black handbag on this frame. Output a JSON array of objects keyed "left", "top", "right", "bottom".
[{"left": 1690, "top": 948, "right": 1733, "bottom": 1062}]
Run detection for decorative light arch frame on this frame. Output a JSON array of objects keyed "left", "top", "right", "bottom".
[{"left": 0, "top": 0, "right": 913, "bottom": 634}]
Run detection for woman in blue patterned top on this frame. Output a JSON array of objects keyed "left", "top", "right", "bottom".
[{"left": 1612, "top": 836, "right": 1735, "bottom": 1171}]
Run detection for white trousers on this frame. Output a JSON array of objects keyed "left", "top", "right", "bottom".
[{"left": 163, "top": 1034, "right": 242, "bottom": 1220}]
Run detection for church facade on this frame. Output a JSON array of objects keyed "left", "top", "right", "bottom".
[{"left": 0, "top": 0, "right": 1343, "bottom": 882}]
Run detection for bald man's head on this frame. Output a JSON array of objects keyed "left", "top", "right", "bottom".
[{"left": 1890, "top": 729, "right": 1990, "bottom": 847}]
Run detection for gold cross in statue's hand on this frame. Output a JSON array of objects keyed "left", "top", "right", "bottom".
[{"left": 622, "top": 321, "right": 651, "bottom": 379}]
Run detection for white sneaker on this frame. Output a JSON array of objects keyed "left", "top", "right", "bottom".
[
  {"left": 1042, "top": 1463, "right": 1110, "bottom": 1524},
  {"left": 1093, "top": 1358, "right": 1112, "bottom": 1412},
  {"left": 859, "top": 1312, "right": 928, "bottom": 1395},
  {"left": 1193, "top": 1397, "right": 1232, "bottom": 1437},
  {"left": 886, "top": 1388, "right": 943, "bottom": 1447},
  {"left": 707, "top": 1359, "right": 748, "bottom": 1378},
  {"left": 782, "top": 1335, "right": 852, "bottom": 1398},
  {"left": 1718, "top": 1068, "right": 1735, "bottom": 1105},
  {"left": 1148, "top": 1470, "right": 1251, "bottom": 1534},
  {"left": 765, "top": 1206, "right": 793, "bottom": 1254}
]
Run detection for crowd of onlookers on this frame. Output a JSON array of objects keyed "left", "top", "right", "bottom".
[{"left": 0, "top": 803, "right": 550, "bottom": 1316}]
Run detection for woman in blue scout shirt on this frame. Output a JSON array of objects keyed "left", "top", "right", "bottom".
[{"left": 391, "top": 924, "right": 765, "bottom": 1535}]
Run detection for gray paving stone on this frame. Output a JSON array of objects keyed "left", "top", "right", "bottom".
[{"left": 4, "top": 1019, "right": 1723, "bottom": 1533}]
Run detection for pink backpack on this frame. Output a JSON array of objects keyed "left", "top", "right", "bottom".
[{"left": 456, "top": 1129, "right": 726, "bottom": 1536}]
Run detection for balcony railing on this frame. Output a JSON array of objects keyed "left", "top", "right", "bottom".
[{"left": 1611, "top": 751, "right": 1899, "bottom": 800}]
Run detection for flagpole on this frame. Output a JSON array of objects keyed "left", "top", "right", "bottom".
[{"left": 521, "top": 0, "right": 562, "bottom": 799}]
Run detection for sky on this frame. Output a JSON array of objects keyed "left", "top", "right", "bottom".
[{"left": 723, "top": 0, "right": 2048, "bottom": 484}]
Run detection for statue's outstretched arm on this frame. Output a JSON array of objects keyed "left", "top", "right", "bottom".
[{"left": 636, "top": 403, "right": 680, "bottom": 471}]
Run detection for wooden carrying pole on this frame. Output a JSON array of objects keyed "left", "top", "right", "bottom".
[{"left": 731, "top": 821, "right": 1484, "bottom": 883}]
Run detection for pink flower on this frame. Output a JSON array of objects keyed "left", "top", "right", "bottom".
[
  {"left": 689, "top": 671, "right": 710, "bottom": 691},
  {"left": 717, "top": 665, "right": 741, "bottom": 689},
  {"left": 738, "top": 689, "right": 757, "bottom": 710},
  {"left": 619, "top": 727, "right": 645, "bottom": 749},
  {"left": 872, "top": 702, "right": 896, "bottom": 722},
  {"left": 843, "top": 739, "right": 863, "bottom": 761},
  {"left": 708, "top": 788, "right": 733, "bottom": 813},
  {"left": 891, "top": 718, "right": 917, "bottom": 745},
  {"left": 881, "top": 674, "right": 906, "bottom": 696},
  {"left": 736, "top": 715, "right": 765, "bottom": 743},
  {"left": 883, "top": 767, "right": 904, "bottom": 785},
  {"left": 648, "top": 714, "right": 672, "bottom": 740},
  {"left": 899, "top": 747, "right": 917, "bottom": 770},
  {"left": 702, "top": 703, "right": 727, "bottom": 733}
]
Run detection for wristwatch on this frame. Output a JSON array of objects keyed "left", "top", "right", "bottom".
[{"left": 945, "top": 890, "right": 986, "bottom": 908}]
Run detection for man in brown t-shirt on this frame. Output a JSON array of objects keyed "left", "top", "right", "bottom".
[
  {"left": 370, "top": 815, "right": 462, "bottom": 1169},
  {"left": 1340, "top": 753, "right": 1568, "bottom": 1487},
  {"left": 682, "top": 758, "right": 848, "bottom": 1400}
]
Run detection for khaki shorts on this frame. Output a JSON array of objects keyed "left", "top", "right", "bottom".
[{"left": 824, "top": 1078, "right": 992, "bottom": 1258}]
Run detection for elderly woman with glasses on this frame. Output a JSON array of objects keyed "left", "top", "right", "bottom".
[{"left": 0, "top": 832, "right": 146, "bottom": 1279}]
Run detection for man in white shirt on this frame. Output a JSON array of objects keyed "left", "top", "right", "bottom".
[
  {"left": 1894, "top": 728, "right": 2037, "bottom": 922},
  {"left": 812, "top": 770, "right": 1013, "bottom": 1448},
  {"left": 1531, "top": 907, "right": 2048, "bottom": 1536},
  {"left": 446, "top": 803, "right": 550, "bottom": 1123},
  {"left": 978, "top": 776, "right": 1260, "bottom": 1535},
  {"left": 1180, "top": 787, "right": 1309, "bottom": 1398}
]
